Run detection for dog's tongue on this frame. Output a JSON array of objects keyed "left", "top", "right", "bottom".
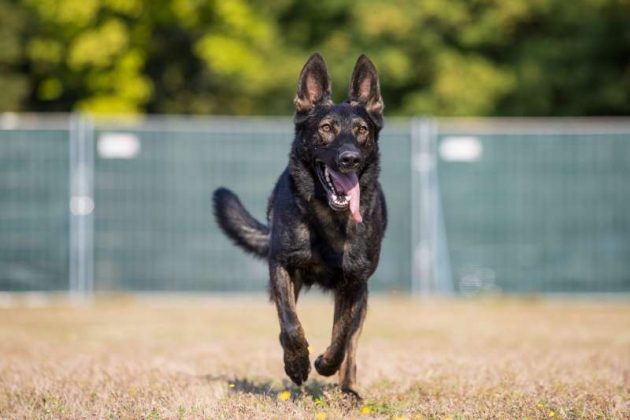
[{"left": 328, "top": 168, "right": 362, "bottom": 223}]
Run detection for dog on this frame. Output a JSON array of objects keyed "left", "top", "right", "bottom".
[{"left": 213, "top": 53, "right": 386, "bottom": 399}]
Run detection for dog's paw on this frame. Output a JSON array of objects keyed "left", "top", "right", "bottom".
[
  {"left": 314, "top": 354, "right": 342, "bottom": 377},
  {"left": 280, "top": 331, "right": 310, "bottom": 385},
  {"left": 341, "top": 386, "right": 363, "bottom": 402},
  {"left": 283, "top": 347, "right": 310, "bottom": 385}
]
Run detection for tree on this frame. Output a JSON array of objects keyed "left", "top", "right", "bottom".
[
  {"left": 0, "top": 1, "right": 29, "bottom": 111},
  {"left": 4, "top": 0, "right": 629, "bottom": 116}
]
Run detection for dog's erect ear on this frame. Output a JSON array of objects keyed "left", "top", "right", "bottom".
[
  {"left": 294, "top": 53, "right": 333, "bottom": 112},
  {"left": 348, "top": 54, "right": 384, "bottom": 125}
]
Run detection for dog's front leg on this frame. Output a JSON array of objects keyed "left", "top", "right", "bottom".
[
  {"left": 270, "top": 261, "right": 310, "bottom": 385},
  {"left": 337, "top": 293, "right": 367, "bottom": 399},
  {"left": 314, "top": 282, "right": 367, "bottom": 385}
]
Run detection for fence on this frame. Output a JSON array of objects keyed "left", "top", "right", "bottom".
[
  {"left": 1, "top": 114, "right": 629, "bottom": 294},
  {"left": 436, "top": 119, "right": 630, "bottom": 294}
]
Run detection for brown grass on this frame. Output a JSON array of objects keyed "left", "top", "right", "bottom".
[{"left": 0, "top": 295, "right": 628, "bottom": 419}]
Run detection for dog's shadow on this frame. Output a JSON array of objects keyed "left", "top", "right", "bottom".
[{"left": 201, "top": 374, "right": 336, "bottom": 400}]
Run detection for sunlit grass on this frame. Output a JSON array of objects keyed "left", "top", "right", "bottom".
[{"left": 0, "top": 295, "right": 628, "bottom": 418}]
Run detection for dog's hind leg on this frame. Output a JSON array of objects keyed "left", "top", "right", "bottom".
[
  {"left": 270, "top": 261, "right": 310, "bottom": 385},
  {"left": 314, "top": 283, "right": 367, "bottom": 384}
]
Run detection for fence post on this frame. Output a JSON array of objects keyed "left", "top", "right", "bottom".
[
  {"left": 411, "top": 118, "right": 453, "bottom": 295},
  {"left": 411, "top": 118, "right": 434, "bottom": 295},
  {"left": 69, "top": 114, "right": 95, "bottom": 298}
]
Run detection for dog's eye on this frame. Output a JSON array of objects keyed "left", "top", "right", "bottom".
[{"left": 320, "top": 124, "right": 332, "bottom": 133}]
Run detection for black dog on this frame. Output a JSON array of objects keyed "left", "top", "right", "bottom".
[{"left": 213, "top": 53, "right": 386, "bottom": 399}]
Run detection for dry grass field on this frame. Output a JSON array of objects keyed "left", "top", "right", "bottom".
[{"left": 0, "top": 295, "right": 628, "bottom": 419}]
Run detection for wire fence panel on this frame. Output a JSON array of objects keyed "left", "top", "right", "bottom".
[
  {"left": 92, "top": 118, "right": 412, "bottom": 292},
  {"left": 375, "top": 121, "right": 413, "bottom": 292},
  {"left": 0, "top": 123, "right": 70, "bottom": 291},
  {"left": 437, "top": 120, "right": 630, "bottom": 293},
  {"left": 1, "top": 115, "right": 629, "bottom": 294}
]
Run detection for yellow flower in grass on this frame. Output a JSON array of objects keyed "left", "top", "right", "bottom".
[
  {"left": 548, "top": 411, "right": 556, "bottom": 417},
  {"left": 278, "top": 390, "right": 291, "bottom": 401},
  {"left": 360, "top": 405, "right": 372, "bottom": 415},
  {"left": 315, "top": 412, "right": 327, "bottom": 420}
]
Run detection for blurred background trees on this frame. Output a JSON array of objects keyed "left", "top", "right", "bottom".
[{"left": 1, "top": 0, "right": 628, "bottom": 116}]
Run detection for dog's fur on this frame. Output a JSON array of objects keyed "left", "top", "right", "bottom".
[{"left": 213, "top": 53, "right": 386, "bottom": 399}]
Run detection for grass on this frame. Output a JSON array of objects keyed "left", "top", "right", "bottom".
[{"left": 0, "top": 294, "right": 628, "bottom": 419}]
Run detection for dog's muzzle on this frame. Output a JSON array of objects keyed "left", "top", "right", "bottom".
[{"left": 316, "top": 162, "right": 362, "bottom": 223}]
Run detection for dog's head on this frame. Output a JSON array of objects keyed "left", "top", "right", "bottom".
[{"left": 293, "top": 53, "right": 384, "bottom": 223}]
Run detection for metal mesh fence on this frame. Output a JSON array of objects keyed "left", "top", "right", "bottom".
[
  {"left": 0, "top": 114, "right": 629, "bottom": 294},
  {"left": 92, "top": 117, "right": 412, "bottom": 292},
  {"left": 0, "top": 116, "right": 70, "bottom": 291},
  {"left": 436, "top": 120, "right": 630, "bottom": 294}
]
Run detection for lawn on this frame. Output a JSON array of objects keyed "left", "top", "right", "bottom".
[{"left": 0, "top": 295, "right": 628, "bottom": 419}]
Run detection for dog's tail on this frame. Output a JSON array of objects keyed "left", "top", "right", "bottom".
[{"left": 212, "top": 187, "right": 270, "bottom": 259}]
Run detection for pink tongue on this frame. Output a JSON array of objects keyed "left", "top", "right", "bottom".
[{"left": 328, "top": 168, "right": 362, "bottom": 223}]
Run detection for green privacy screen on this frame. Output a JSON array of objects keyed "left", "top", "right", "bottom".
[
  {"left": 437, "top": 120, "right": 630, "bottom": 293},
  {"left": 0, "top": 120, "right": 70, "bottom": 291},
  {"left": 93, "top": 118, "right": 412, "bottom": 292},
  {"left": 1, "top": 115, "right": 629, "bottom": 294}
]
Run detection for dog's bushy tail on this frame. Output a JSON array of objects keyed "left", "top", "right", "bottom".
[{"left": 212, "top": 188, "right": 270, "bottom": 259}]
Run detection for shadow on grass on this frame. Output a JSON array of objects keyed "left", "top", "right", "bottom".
[{"left": 201, "top": 374, "right": 336, "bottom": 400}]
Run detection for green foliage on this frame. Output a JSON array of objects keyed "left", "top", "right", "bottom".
[
  {"left": 0, "top": 1, "right": 29, "bottom": 111},
  {"left": 2, "top": 0, "right": 629, "bottom": 115}
]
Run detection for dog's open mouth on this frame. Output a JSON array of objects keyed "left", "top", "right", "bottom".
[{"left": 316, "top": 162, "right": 362, "bottom": 223}]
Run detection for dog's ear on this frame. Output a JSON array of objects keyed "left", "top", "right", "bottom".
[
  {"left": 348, "top": 54, "right": 384, "bottom": 126},
  {"left": 294, "top": 53, "right": 333, "bottom": 113}
]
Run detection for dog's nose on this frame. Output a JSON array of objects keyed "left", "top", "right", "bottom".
[{"left": 338, "top": 151, "right": 362, "bottom": 171}]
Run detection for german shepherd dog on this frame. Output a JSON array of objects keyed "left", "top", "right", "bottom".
[{"left": 213, "top": 53, "right": 386, "bottom": 399}]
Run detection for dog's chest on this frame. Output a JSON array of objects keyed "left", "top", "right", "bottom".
[
  {"left": 308, "top": 224, "right": 373, "bottom": 283},
  {"left": 285, "top": 201, "right": 376, "bottom": 284}
]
